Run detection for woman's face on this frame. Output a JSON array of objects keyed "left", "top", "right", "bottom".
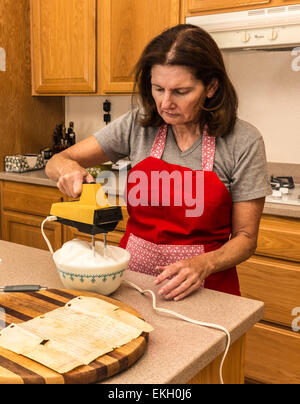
[{"left": 151, "top": 64, "right": 216, "bottom": 127}]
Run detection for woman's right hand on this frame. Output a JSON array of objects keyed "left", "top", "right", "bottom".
[
  {"left": 45, "top": 136, "right": 111, "bottom": 198},
  {"left": 56, "top": 160, "right": 95, "bottom": 198}
]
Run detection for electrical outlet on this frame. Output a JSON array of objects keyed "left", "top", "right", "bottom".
[
  {"left": 104, "top": 113, "right": 111, "bottom": 124},
  {"left": 103, "top": 99, "right": 111, "bottom": 112}
]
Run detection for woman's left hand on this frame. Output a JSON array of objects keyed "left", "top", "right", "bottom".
[{"left": 154, "top": 255, "right": 212, "bottom": 301}]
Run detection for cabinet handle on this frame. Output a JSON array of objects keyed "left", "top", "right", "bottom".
[
  {"left": 242, "top": 31, "right": 251, "bottom": 43},
  {"left": 269, "top": 29, "right": 278, "bottom": 41}
]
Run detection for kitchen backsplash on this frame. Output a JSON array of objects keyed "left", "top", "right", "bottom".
[
  {"left": 65, "top": 95, "right": 132, "bottom": 144},
  {"left": 65, "top": 49, "right": 300, "bottom": 165},
  {"left": 268, "top": 162, "right": 300, "bottom": 184}
]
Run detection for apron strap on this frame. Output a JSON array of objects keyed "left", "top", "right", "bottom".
[
  {"left": 150, "top": 124, "right": 216, "bottom": 172},
  {"left": 150, "top": 124, "right": 168, "bottom": 159},
  {"left": 202, "top": 127, "right": 216, "bottom": 172}
]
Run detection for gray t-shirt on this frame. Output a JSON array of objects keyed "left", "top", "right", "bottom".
[{"left": 93, "top": 109, "right": 272, "bottom": 202}]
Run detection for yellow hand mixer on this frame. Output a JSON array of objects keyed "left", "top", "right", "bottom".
[{"left": 49, "top": 183, "right": 123, "bottom": 255}]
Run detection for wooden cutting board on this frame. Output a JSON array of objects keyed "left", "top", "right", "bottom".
[{"left": 0, "top": 289, "right": 149, "bottom": 384}]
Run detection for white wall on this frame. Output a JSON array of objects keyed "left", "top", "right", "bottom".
[
  {"left": 65, "top": 95, "right": 131, "bottom": 142},
  {"left": 223, "top": 49, "right": 300, "bottom": 164},
  {"left": 66, "top": 49, "right": 300, "bottom": 164}
]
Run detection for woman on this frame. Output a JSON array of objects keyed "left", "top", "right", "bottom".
[{"left": 46, "top": 24, "right": 272, "bottom": 301}]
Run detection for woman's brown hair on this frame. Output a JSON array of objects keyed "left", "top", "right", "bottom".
[{"left": 133, "top": 24, "right": 238, "bottom": 137}]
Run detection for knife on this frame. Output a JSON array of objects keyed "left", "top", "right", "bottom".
[{"left": 0, "top": 285, "right": 47, "bottom": 293}]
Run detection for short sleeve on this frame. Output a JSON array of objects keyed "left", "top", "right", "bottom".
[
  {"left": 93, "top": 110, "right": 134, "bottom": 163},
  {"left": 230, "top": 135, "right": 272, "bottom": 202}
]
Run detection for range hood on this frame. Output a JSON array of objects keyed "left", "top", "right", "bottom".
[{"left": 186, "top": 4, "right": 300, "bottom": 50}]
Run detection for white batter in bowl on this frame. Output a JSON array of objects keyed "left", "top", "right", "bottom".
[{"left": 53, "top": 239, "right": 130, "bottom": 295}]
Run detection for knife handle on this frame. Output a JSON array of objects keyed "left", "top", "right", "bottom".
[{"left": 0, "top": 285, "right": 45, "bottom": 293}]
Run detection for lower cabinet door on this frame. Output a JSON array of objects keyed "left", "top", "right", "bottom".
[
  {"left": 245, "top": 322, "right": 300, "bottom": 384},
  {"left": 1, "top": 211, "right": 62, "bottom": 251},
  {"left": 256, "top": 215, "right": 300, "bottom": 262},
  {"left": 238, "top": 256, "right": 300, "bottom": 327}
]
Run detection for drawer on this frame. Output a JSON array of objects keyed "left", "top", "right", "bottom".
[
  {"left": 1, "top": 211, "right": 63, "bottom": 251},
  {"left": 238, "top": 256, "right": 300, "bottom": 327},
  {"left": 1, "top": 181, "right": 63, "bottom": 217},
  {"left": 256, "top": 215, "right": 300, "bottom": 262},
  {"left": 115, "top": 206, "right": 129, "bottom": 232},
  {"left": 245, "top": 322, "right": 300, "bottom": 384}
]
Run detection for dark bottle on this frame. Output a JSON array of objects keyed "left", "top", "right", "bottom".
[
  {"left": 53, "top": 125, "right": 61, "bottom": 154},
  {"left": 67, "top": 121, "right": 76, "bottom": 146}
]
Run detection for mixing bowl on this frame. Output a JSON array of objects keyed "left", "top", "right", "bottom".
[{"left": 52, "top": 240, "right": 130, "bottom": 296}]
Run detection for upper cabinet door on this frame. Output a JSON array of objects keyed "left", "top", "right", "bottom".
[
  {"left": 184, "top": 0, "right": 271, "bottom": 15},
  {"left": 99, "top": 0, "right": 180, "bottom": 94},
  {"left": 31, "top": 0, "right": 96, "bottom": 94}
]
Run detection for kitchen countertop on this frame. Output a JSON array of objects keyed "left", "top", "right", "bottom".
[
  {"left": 263, "top": 200, "right": 300, "bottom": 218},
  {"left": 0, "top": 169, "right": 57, "bottom": 187},
  {"left": 0, "top": 240, "right": 264, "bottom": 384},
  {"left": 0, "top": 169, "right": 299, "bottom": 218}
]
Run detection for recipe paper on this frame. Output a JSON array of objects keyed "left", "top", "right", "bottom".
[{"left": 0, "top": 296, "right": 153, "bottom": 374}]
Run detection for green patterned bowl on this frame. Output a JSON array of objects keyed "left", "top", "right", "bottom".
[
  {"left": 52, "top": 242, "right": 130, "bottom": 296},
  {"left": 87, "top": 163, "right": 113, "bottom": 178}
]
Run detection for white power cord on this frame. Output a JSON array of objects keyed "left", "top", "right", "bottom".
[
  {"left": 41, "top": 216, "right": 231, "bottom": 384},
  {"left": 123, "top": 279, "right": 230, "bottom": 385},
  {"left": 41, "top": 216, "right": 58, "bottom": 255}
]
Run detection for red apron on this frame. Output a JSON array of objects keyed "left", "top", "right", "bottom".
[{"left": 119, "top": 125, "right": 240, "bottom": 296}]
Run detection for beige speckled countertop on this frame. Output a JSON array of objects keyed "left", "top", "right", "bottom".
[
  {"left": 0, "top": 169, "right": 299, "bottom": 218},
  {"left": 262, "top": 201, "right": 300, "bottom": 218},
  {"left": 0, "top": 241, "right": 264, "bottom": 384},
  {"left": 0, "top": 170, "right": 57, "bottom": 187}
]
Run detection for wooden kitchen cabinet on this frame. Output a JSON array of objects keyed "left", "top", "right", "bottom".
[
  {"left": 245, "top": 323, "right": 300, "bottom": 384},
  {"left": 256, "top": 215, "right": 300, "bottom": 262},
  {"left": 0, "top": 1, "right": 65, "bottom": 172},
  {"left": 238, "top": 256, "right": 300, "bottom": 328},
  {"left": 98, "top": 0, "right": 180, "bottom": 94},
  {"left": 1, "top": 210, "right": 62, "bottom": 252},
  {"left": 0, "top": 181, "right": 64, "bottom": 251},
  {"left": 1, "top": 181, "right": 63, "bottom": 218},
  {"left": 30, "top": 0, "right": 180, "bottom": 95},
  {"left": 237, "top": 214, "right": 300, "bottom": 384},
  {"left": 182, "top": 0, "right": 300, "bottom": 17},
  {"left": 31, "top": 0, "right": 300, "bottom": 95},
  {"left": 183, "top": 0, "right": 271, "bottom": 15},
  {"left": 30, "top": 0, "right": 96, "bottom": 94}
]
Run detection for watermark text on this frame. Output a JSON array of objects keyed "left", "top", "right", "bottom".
[
  {"left": 291, "top": 47, "right": 300, "bottom": 72},
  {"left": 0, "top": 47, "right": 6, "bottom": 72},
  {"left": 291, "top": 307, "right": 300, "bottom": 332},
  {"left": 97, "top": 167, "right": 204, "bottom": 218}
]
